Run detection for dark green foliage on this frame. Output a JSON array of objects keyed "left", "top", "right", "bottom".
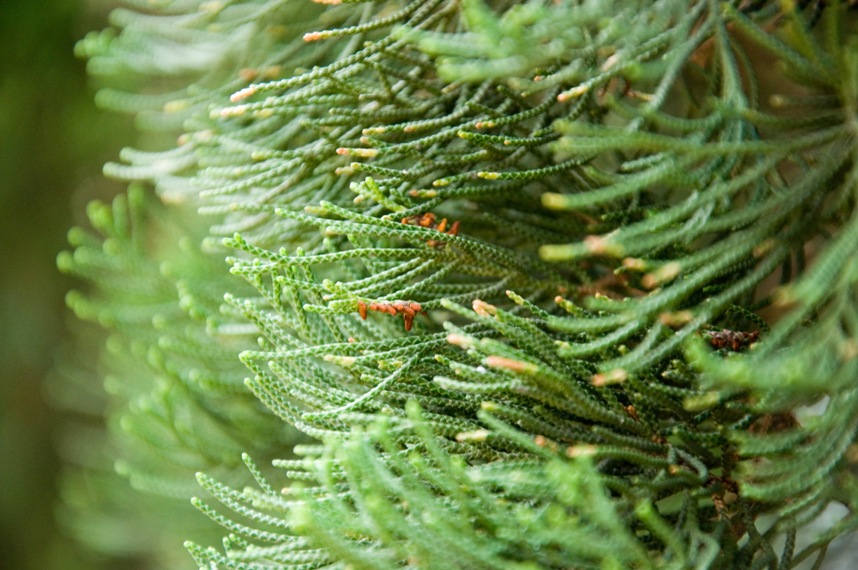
[{"left": 59, "top": 0, "right": 858, "bottom": 568}]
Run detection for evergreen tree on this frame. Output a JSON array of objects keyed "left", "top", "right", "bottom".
[{"left": 57, "top": 0, "right": 858, "bottom": 567}]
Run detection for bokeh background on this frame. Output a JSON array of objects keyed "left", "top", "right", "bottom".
[{"left": 0, "top": 1, "right": 135, "bottom": 568}]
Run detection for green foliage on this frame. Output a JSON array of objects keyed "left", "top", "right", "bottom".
[{"left": 59, "top": 0, "right": 858, "bottom": 568}]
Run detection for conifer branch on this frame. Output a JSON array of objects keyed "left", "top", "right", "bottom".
[{"left": 58, "top": 0, "right": 858, "bottom": 568}]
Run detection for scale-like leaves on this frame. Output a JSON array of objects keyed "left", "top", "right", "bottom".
[{"left": 59, "top": 0, "right": 858, "bottom": 568}]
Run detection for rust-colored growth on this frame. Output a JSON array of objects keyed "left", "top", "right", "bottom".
[
  {"left": 708, "top": 473, "right": 743, "bottom": 537},
  {"left": 402, "top": 213, "right": 460, "bottom": 248},
  {"left": 703, "top": 329, "right": 759, "bottom": 352},
  {"left": 534, "top": 435, "right": 558, "bottom": 452},
  {"left": 402, "top": 212, "right": 436, "bottom": 228},
  {"left": 625, "top": 405, "right": 639, "bottom": 422},
  {"left": 427, "top": 220, "right": 459, "bottom": 247},
  {"left": 748, "top": 412, "right": 799, "bottom": 435},
  {"left": 357, "top": 300, "right": 425, "bottom": 331}
]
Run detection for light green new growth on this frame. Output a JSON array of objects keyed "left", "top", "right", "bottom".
[{"left": 58, "top": 0, "right": 858, "bottom": 568}]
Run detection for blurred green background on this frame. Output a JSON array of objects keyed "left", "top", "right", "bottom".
[{"left": 0, "top": 0, "right": 136, "bottom": 568}]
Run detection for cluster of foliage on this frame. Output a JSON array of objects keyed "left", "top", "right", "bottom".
[{"left": 58, "top": 0, "right": 858, "bottom": 568}]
